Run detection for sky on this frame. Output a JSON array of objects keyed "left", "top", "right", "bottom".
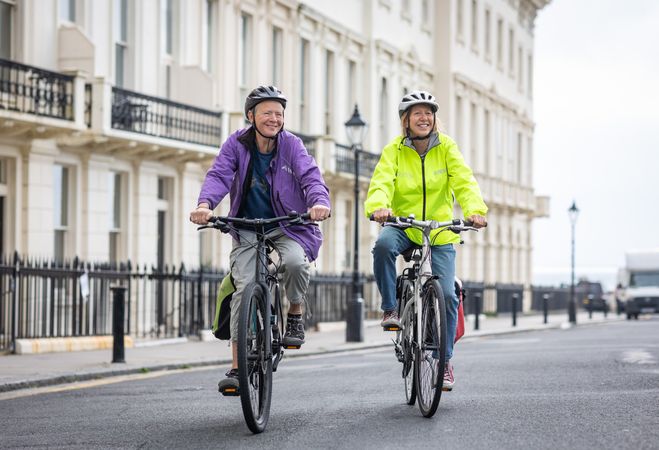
[{"left": 532, "top": 0, "right": 659, "bottom": 290}]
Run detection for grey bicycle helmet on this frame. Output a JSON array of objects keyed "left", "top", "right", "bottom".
[
  {"left": 244, "top": 85, "right": 287, "bottom": 119},
  {"left": 398, "top": 90, "right": 439, "bottom": 118}
]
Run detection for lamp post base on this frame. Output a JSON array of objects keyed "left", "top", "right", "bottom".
[{"left": 346, "top": 295, "right": 364, "bottom": 342}]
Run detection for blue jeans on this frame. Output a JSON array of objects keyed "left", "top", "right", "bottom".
[{"left": 372, "top": 226, "right": 458, "bottom": 360}]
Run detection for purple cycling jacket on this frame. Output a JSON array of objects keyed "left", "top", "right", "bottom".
[{"left": 198, "top": 127, "right": 331, "bottom": 261}]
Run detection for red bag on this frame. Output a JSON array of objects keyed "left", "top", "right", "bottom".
[{"left": 454, "top": 278, "right": 465, "bottom": 343}]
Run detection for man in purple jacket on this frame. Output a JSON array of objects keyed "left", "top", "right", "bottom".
[{"left": 189, "top": 85, "right": 331, "bottom": 393}]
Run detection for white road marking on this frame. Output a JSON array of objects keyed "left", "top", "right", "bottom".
[{"left": 622, "top": 350, "right": 657, "bottom": 365}]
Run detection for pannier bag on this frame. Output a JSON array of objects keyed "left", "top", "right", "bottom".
[{"left": 212, "top": 274, "right": 236, "bottom": 340}]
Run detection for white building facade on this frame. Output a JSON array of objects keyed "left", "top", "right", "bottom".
[{"left": 0, "top": 0, "right": 549, "bottom": 309}]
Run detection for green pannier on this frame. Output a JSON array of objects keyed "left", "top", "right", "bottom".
[{"left": 212, "top": 274, "right": 236, "bottom": 340}]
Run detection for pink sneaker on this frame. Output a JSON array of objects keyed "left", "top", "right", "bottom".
[{"left": 442, "top": 361, "right": 454, "bottom": 391}]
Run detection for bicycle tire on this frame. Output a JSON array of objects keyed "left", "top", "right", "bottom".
[
  {"left": 397, "top": 278, "right": 416, "bottom": 405},
  {"left": 237, "top": 282, "right": 273, "bottom": 434},
  {"left": 414, "top": 279, "right": 447, "bottom": 418}
]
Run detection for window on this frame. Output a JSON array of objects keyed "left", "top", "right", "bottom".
[
  {"left": 496, "top": 18, "right": 503, "bottom": 70},
  {"left": 518, "top": 46, "right": 523, "bottom": 90},
  {"left": 471, "top": 0, "right": 478, "bottom": 52},
  {"left": 527, "top": 54, "right": 533, "bottom": 98},
  {"left": 456, "top": 0, "right": 464, "bottom": 42},
  {"left": 421, "top": 0, "right": 429, "bottom": 29},
  {"left": 516, "top": 132, "right": 523, "bottom": 184},
  {"left": 272, "top": 27, "right": 283, "bottom": 87},
  {"left": 0, "top": 1, "right": 14, "bottom": 59},
  {"left": 508, "top": 28, "right": 514, "bottom": 76},
  {"left": 379, "top": 77, "right": 388, "bottom": 150},
  {"left": 299, "top": 38, "right": 309, "bottom": 132},
  {"left": 484, "top": 8, "right": 491, "bottom": 61},
  {"left": 455, "top": 95, "right": 463, "bottom": 143},
  {"left": 59, "top": 0, "right": 75, "bottom": 23},
  {"left": 114, "top": 0, "right": 128, "bottom": 87},
  {"left": 156, "top": 177, "right": 173, "bottom": 269},
  {"left": 54, "top": 165, "right": 71, "bottom": 261},
  {"left": 162, "top": 0, "right": 173, "bottom": 56},
  {"left": 202, "top": 0, "right": 215, "bottom": 73},
  {"left": 109, "top": 172, "right": 125, "bottom": 264},
  {"left": 347, "top": 60, "right": 356, "bottom": 116},
  {"left": 470, "top": 102, "right": 477, "bottom": 168},
  {"left": 324, "top": 50, "right": 334, "bottom": 135},
  {"left": 239, "top": 13, "right": 253, "bottom": 102},
  {"left": 484, "top": 109, "right": 490, "bottom": 173}
]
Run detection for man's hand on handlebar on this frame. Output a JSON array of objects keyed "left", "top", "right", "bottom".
[
  {"left": 468, "top": 214, "right": 487, "bottom": 229},
  {"left": 190, "top": 203, "right": 213, "bottom": 225},
  {"left": 308, "top": 204, "right": 331, "bottom": 221},
  {"left": 371, "top": 208, "right": 393, "bottom": 224}
]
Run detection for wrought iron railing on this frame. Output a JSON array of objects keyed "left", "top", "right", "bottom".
[
  {"left": 335, "top": 143, "right": 380, "bottom": 177},
  {"left": 111, "top": 87, "right": 222, "bottom": 147},
  {"left": 0, "top": 58, "right": 74, "bottom": 121},
  {"left": 291, "top": 131, "right": 316, "bottom": 158}
]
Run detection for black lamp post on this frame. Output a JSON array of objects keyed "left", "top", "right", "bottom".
[
  {"left": 568, "top": 200, "right": 580, "bottom": 324},
  {"left": 344, "top": 104, "right": 367, "bottom": 342}
]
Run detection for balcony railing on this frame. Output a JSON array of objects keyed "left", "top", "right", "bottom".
[
  {"left": 291, "top": 131, "right": 316, "bottom": 158},
  {"left": 111, "top": 87, "right": 222, "bottom": 147},
  {"left": 0, "top": 58, "right": 74, "bottom": 121},
  {"left": 335, "top": 143, "right": 380, "bottom": 177}
]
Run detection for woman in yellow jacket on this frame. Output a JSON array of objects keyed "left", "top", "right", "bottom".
[{"left": 365, "top": 90, "right": 487, "bottom": 390}]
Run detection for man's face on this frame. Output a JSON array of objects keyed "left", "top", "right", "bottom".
[{"left": 249, "top": 100, "right": 284, "bottom": 137}]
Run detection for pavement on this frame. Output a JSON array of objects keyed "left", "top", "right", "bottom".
[{"left": 0, "top": 310, "right": 622, "bottom": 393}]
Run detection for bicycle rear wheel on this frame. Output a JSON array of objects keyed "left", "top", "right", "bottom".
[
  {"left": 414, "top": 279, "right": 447, "bottom": 418},
  {"left": 237, "top": 282, "right": 273, "bottom": 434},
  {"left": 396, "top": 278, "right": 416, "bottom": 405}
]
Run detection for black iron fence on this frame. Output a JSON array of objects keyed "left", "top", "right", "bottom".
[
  {"left": 111, "top": 87, "right": 222, "bottom": 147},
  {"left": 0, "top": 58, "right": 74, "bottom": 121},
  {"left": 0, "top": 254, "right": 379, "bottom": 353},
  {"left": 335, "top": 143, "right": 380, "bottom": 177},
  {"left": 291, "top": 131, "right": 316, "bottom": 158}
]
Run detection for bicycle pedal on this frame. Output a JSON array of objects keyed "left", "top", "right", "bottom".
[
  {"left": 284, "top": 345, "right": 301, "bottom": 350},
  {"left": 220, "top": 387, "right": 240, "bottom": 396},
  {"left": 383, "top": 325, "right": 401, "bottom": 331}
]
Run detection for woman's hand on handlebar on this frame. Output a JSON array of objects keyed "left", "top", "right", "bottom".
[
  {"left": 308, "top": 204, "right": 331, "bottom": 221},
  {"left": 189, "top": 204, "right": 213, "bottom": 225},
  {"left": 468, "top": 214, "right": 487, "bottom": 229},
  {"left": 371, "top": 208, "right": 393, "bottom": 223}
]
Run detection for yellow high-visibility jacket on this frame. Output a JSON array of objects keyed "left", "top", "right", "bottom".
[{"left": 364, "top": 132, "right": 488, "bottom": 245}]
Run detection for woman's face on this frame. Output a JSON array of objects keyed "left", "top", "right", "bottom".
[
  {"left": 407, "top": 104, "right": 434, "bottom": 137},
  {"left": 249, "top": 100, "right": 284, "bottom": 137}
]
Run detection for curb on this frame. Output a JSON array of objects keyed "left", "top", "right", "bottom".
[{"left": 0, "top": 317, "right": 622, "bottom": 393}]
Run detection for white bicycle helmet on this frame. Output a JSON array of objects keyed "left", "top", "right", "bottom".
[{"left": 398, "top": 90, "right": 439, "bottom": 118}]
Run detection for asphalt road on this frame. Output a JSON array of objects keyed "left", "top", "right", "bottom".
[{"left": 2, "top": 317, "right": 659, "bottom": 449}]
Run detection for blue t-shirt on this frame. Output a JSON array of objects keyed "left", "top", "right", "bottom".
[{"left": 243, "top": 150, "right": 276, "bottom": 225}]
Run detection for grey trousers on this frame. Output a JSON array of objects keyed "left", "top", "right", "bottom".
[{"left": 228, "top": 227, "right": 310, "bottom": 342}]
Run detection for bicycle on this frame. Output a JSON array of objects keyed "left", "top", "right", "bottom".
[
  {"left": 198, "top": 211, "right": 312, "bottom": 434},
  {"left": 370, "top": 215, "right": 479, "bottom": 417}
]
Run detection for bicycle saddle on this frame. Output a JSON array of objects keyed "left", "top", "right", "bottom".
[{"left": 401, "top": 245, "right": 422, "bottom": 262}]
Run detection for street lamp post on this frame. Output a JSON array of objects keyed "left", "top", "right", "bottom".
[
  {"left": 568, "top": 200, "right": 580, "bottom": 324},
  {"left": 344, "top": 105, "right": 367, "bottom": 342}
]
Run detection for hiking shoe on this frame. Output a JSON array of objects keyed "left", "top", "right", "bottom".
[
  {"left": 442, "top": 361, "right": 454, "bottom": 391},
  {"left": 282, "top": 314, "right": 305, "bottom": 347},
  {"left": 218, "top": 368, "right": 239, "bottom": 395},
  {"left": 381, "top": 310, "right": 401, "bottom": 329}
]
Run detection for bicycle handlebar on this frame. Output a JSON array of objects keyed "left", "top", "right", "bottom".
[
  {"left": 368, "top": 214, "right": 485, "bottom": 233},
  {"left": 197, "top": 211, "right": 312, "bottom": 232}
]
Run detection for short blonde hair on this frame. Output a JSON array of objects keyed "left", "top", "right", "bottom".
[{"left": 400, "top": 105, "right": 443, "bottom": 136}]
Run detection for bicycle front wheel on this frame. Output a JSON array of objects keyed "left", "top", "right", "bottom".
[
  {"left": 237, "top": 282, "right": 273, "bottom": 434},
  {"left": 397, "top": 278, "right": 416, "bottom": 405},
  {"left": 414, "top": 279, "right": 447, "bottom": 418}
]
